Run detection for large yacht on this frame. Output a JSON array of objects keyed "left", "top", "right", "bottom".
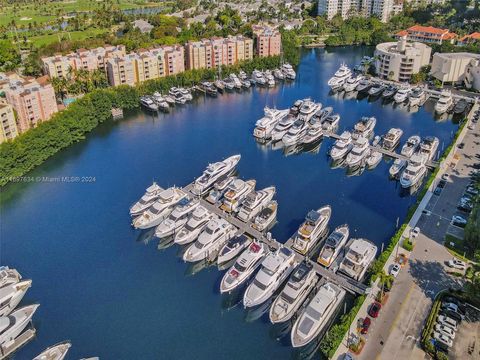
[
  {"left": 317, "top": 225, "right": 349, "bottom": 268},
  {"left": 129, "top": 182, "right": 164, "bottom": 216},
  {"left": 252, "top": 70, "right": 266, "bottom": 85},
  {"left": 389, "top": 158, "right": 407, "bottom": 178},
  {"left": 0, "top": 280, "right": 32, "bottom": 317},
  {"left": 253, "top": 107, "right": 289, "bottom": 139},
  {"left": 315, "top": 106, "right": 333, "bottom": 122},
  {"left": 330, "top": 131, "right": 353, "bottom": 160},
  {"left": 0, "top": 304, "right": 39, "bottom": 347},
  {"left": 220, "top": 242, "right": 269, "bottom": 293},
  {"left": 155, "top": 198, "right": 199, "bottom": 238},
  {"left": 409, "top": 87, "right": 428, "bottom": 107},
  {"left": 394, "top": 87, "right": 411, "bottom": 103},
  {"left": 174, "top": 205, "right": 213, "bottom": 245},
  {"left": 345, "top": 137, "right": 369, "bottom": 168},
  {"left": 327, "top": 63, "right": 352, "bottom": 89},
  {"left": 220, "top": 179, "right": 256, "bottom": 213},
  {"left": 0, "top": 267, "right": 22, "bottom": 289},
  {"left": 401, "top": 135, "right": 421, "bottom": 157},
  {"left": 356, "top": 79, "right": 371, "bottom": 93},
  {"left": 368, "top": 83, "right": 385, "bottom": 97},
  {"left": 338, "top": 238, "right": 377, "bottom": 281},
  {"left": 217, "top": 234, "right": 253, "bottom": 264},
  {"left": 271, "top": 116, "right": 296, "bottom": 141},
  {"left": 269, "top": 263, "right": 318, "bottom": 324},
  {"left": 243, "top": 247, "right": 297, "bottom": 308},
  {"left": 206, "top": 176, "right": 235, "bottom": 204},
  {"left": 252, "top": 201, "right": 278, "bottom": 232},
  {"left": 291, "top": 283, "right": 346, "bottom": 347},
  {"left": 292, "top": 206, "right": 331, "bottom": 255},
  {"left": 132, "top": 187, "right": 187, "bottom": 229},
  {"left": 33, "top": 341, "right": 71, "bottom": 360},
  {"left": 282, "top": 119, "right": 308, "bottom": 146},
  {"left": 419, "top": 136, "right": 439, "bottom": 161},
  {"left": 183, "top": 217, "right": 237, "bottom": 262},
  {"left": 381, "top": 84, "right": 397, "bottom": 99},
  {"left": 321, "top": 114, "right": 340, "bottom": 133},
  {"left": 302, "top": 123, "right": 323, "bottom": 145},
  {"left": 237, "top": 187, "right": 276, "bottom": 222},
  {"left": 343, "top": 75, "right": 363, "bottom": 92},
  {"left": 382, "top": 128, "right": 403, "bottom": 150},
  {"left": 435, "top": 90, "right": 453, "bottom": 114},
  {"left": 281, "top": 63, "right": 296, "bottom": 80},
  {"left": 192, "top": 155, "right": 241, "bottom": 195},
  {"left": 297, "top": 100, "right": 321, "bottom": 123},
  {"left": 139, "top": 96, "right": 159, "bottom": 111},
  {"left": 352, "top": 117, "right": 376, "bottom": 141},
  {"left": 400, "top": 154, "right": 427, "bottom": 188}
]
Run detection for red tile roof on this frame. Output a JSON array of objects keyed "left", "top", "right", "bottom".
[
  {"left": 408, "top": 25, "right": 449, "bottom": 35},
  {"left": 460, "top": 32, "right": 480, "bottom": 42},
  {"left": 396, "top": 30, "right": 408, "bottom": 37}
]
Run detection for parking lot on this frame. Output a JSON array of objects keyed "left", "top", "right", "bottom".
[{"left": 451, "top": 305, "right": 480, "bottom": 359}]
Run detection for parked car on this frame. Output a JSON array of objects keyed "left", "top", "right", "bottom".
[
  {"left": 410, "top": 227, "right": 420, "bottom": 239},
  {"left": 435, "top": 324, "right": 456, "bottom": 339},
  {"left": 441, "top": 309, "right": 464, "bottom": 322},
  {"left": 434, "top": 187, "right": 442, "bottom": 195},
  {"left": 438, "top": 179, "right": 447, "bottom": 188},
  {"left": 447, "top": 259, "right": 467, "bottom": 270},
  {"left": 390, "top": 264, "right": 401, "bottom": 277},
  {"left": 451, "top": 215, "right": 468, "bottom": 227},
  {"left": 368, "top": 301, "right": 382, "bottom": 318},
  {"left": 437, "top": 315, "right": 458, "bottom": 330},
  {"left": 442, "top": 173, "right": 450, "bottom": 181},
  {"left": 466, "top": 186, "right": 478, "bottom": 196},
  {"left": 361, "top": 317, "right": 371, "bottom": 334},
  {"left": 434, "top": 331, "right": 453, "bottom": 347},
  {"left": 457, "top": 143, "right": 465, "bottom": 149},
  {"left": 442, "top": 302, "right": 459, "bottom": 313}
]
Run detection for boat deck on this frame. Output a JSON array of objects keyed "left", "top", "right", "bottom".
[{"left": 0, "top": 328, "right": 36, "bottom": 359}]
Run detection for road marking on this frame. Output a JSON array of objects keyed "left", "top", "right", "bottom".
[{"left": 389, "top": 283, "right": 415, "bottom": 333}]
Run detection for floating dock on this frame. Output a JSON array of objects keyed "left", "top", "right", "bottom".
[{"left": 0, "top": 328, "right": 36, "bottom": 359}]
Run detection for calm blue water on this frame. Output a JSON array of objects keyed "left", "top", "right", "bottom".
[{"left": 1, "top": 47, "right": 458, "bottom": 359}]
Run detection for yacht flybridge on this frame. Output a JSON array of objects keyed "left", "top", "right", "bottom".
[
  {"left": 409, "top": 87, "right": 428, "bottom": 107},
  {"left": 401, "top": 135, "right": 421, "bottom": 158},
  {"left": 237, "top": 187, "right": 276, "bottom": 222},
  {"left": 345, "top": 137, "right": 369, "bottom": 168},
  {"left": 0, "top": 267, "right": 22, "bottom": 289},
  {"left": 297, "top": 100, "right": 321, "bottom": 123},
  {"left": 327, "top": 63, "right": 352, "bottom": 89},
  {"left": 220, "top": 179, "right": 257, "bottom": 213},
  {"left": 155, "top": 198, "right": 199, "bottom": 238},
  {"left": 0, "top": 280, "right": 32, "bottom": 317},
  {"left": 435, "top": 90, "right": 453, "bottom": 114},
  {"left": 394, "top": 87, "right": 411, "bottom": 103},
  {"left": 419, "top": 136, "right": 439, "bottom": 161},
  {"left": 281, "top": 63, "right": 296, "bottom": 80},
  {"left": 217, "top": 234, "right": 253, "bottom": 264},
  {"left": 317, "top": 225, "right": 349, "bottom": 268},
  {"left": 343, "top": 75, "right": 363, "bottom": 92},
  {"left": 352, "top": 117, "right": 376, "bottom": 141},
  {"left": 271, "top": 116, "right": 296, "bottom": 141},
  {"left": 338, "top": 238, "right": 377, "bottom": 281},
  {"left": 400, "top": 154, "right": 427, "bottom": 188},
  {"left": 382, "top": 128, "right": 403, "bottom": 150},
  {"left": 282, "top": 119, "right": 308, "bottom": 146},
  {"left": 192, "top": 155, "right": 241, "bottom": 195},
  {"left": 330, "top": 131, "right": 353, "bottom": 160},
  {"left": 253, "top": 107, "right": 289, "bottom": 139},
  {"left": 292, "top": 206, "right": 331, "bottom": 255},
  {"left": 130, "top": 182, "right": 164, "bottom": 216},
  {"left": 174, "top": 205, "right": 213, "bottom": 245},
  {"left": 252, "top": 201, "right": 278, "bottom": 232}
]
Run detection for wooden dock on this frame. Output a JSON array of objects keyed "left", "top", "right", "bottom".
[
  {"left": 182, "top": 184, "right": 369, "bottom": 295},
  {"left": 0, "top": 328, "right": 36, "bottom": 359}
]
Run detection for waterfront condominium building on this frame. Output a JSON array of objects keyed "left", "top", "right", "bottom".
[
  {"left": 430, "top": 52, "right": 480, "bottom": 87},
  {"left": 395, "top": 25, "right": 457, "bottom": 45},
  {"left": 252, "top": 25, "right": 282, "bottom": 57},
  {"left": 318, "top": 0, "right": 394, "bottom": 22},
  {"left": 185, "top": 36, "right": 253, "bottom": 70},
  {"left": 106, "top": 55, "right": 137, "bottom": 87},
  {"left": 41, "top": 45, "right": 126, "bottom": 78},
  {"left": 0, "top": 103, "right": 18, "bottom": 143},
  {"left": 4, "top": 75, "right": 58, "bottom": 133},
  {"left": 374, "top": 37, "right": 432, "bottom": 82}
]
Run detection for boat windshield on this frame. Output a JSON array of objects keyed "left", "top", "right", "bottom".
[
  {"left": 405, "top": 169, "right": 417, "bottom": 176},
  {"left": 280, "top": 290, "right": 295, "bottom": 304},
  {"left": 234, "top": 262, "right": 247, "bottom": 273},
  {"left": 306, "top": 306, "right": 321, "bottom": 320},
  {"left": 253, "top": 278, "right": 268, "bottom": 290}
]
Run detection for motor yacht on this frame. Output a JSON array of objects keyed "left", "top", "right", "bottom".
[
  {"left": 169, "top": 88, "right": 187, "bottom": 104},
  {"left": 389, "top": 158, "right": 407, "bottom": 178},
  {"left": 401, "top": 135, "right": 421, "bottom": 157},
  {"left": 352, "top": 117, "right": 376, "bottom": 141},
  {"left": 435, "top": 90, "right": 454, "bottom": 114},
  {"left": 223, "top": 77, "right": 235, "bottom": 91},
  {"left": 321, "top": 114, "right": 340, "bottom": 133},
  {"left": 139, "top": 96, "right": 158, "bottom": 111},
  {"left": 271, "top": 116, "right": 296, "bottom": 141},
  {"left": 302, "top": 124, "right": 323, "bottom": 145},
  {"left": 206, "top": 176, "right": 236, "bottom": 204},
  {"left": 281, "top": 63, "right": 296, "bottom": 80},
  {"left": 382, "top": 128, "right": 403, "bottom": 150},
  {"left": 343, "top": 75, "right": 363, "bottom": 93},
  {"left": 33, "top": 341, "right": 71, "bottom": 360},
  {"left": 163, "top": 94, "right": 176, "bottom": 106},
  {"left": 273, "top": 69, "right": 285, "bottom": 80},
  {"left": 243, "top": 247, "right": 297, "bottom": 308},
  {"left": 297, "top": 100, "right": 321, "bottom": 122},
  {"left": 315, "top": 106, "right": 333, "bottom": 122},
  {"left": 237, "top": 187, "right": 276, "bottom": 222},
  {"left": 419, "top": 136, "right": 439, "bottom": 161},
  {"left": 266, "top": 73, "right": 276, "bottom": 87},
  {"left": 174, "top": 205, "right": 213, "bottom": 245},
  {"left": 394, "top": 87, "right": 411, "bottom": 104},
  {"left": 238, "top": 70, "right": 248, "bottom": 81},
  {"left": 292, "top": 206, "right": 331, "bottom": 255},
  {"left": 453, "top": 99, "right": 469, "bottom": 114},
  {"left": 269, "top": 263, "right": 318, "bottom": 324},
  {"left": 200, "top": 82, "right": 218, "bottom": 97},
  {"left": 356, "top": 79, "right": 371, "bottom": 93},
  {"left": 253, "top": 107, "right": 289, "bottom": 139},
  {"left": 0, "top": 304, "right": 39, "bottom": 347},
  {"left": 330, "top": 131, "right": 353, "bottom": 160},
  {"left": 220, "top": 179, "right": 256, "bottom": 213},
  {"left": 132, "top": 187, "right": 187, "bottom": 229},
  {"left": 317, "top": 225, "right": 349, "bottom": 268},
  {"left": 183, "top": 217, "right": 237, "bottom": 262},
  {"left": 129, "top": 182, "right": 164, "bottom": 216},
  {"left": 365, "top": 148, "right": 382, "bottom": 168},
  {"left": 346, "top": 137, "right": 369, "bottom": 168},
  {"left": 0, "top": 267, "right": 22, "bottom": 288},
  {"left": 409, "top": 87, "right": 428, "bottom": 107},
  {"left": 179, "top": 88, "right": 193, "bottom": 101},
  {"left": 282, "top": 119, "right": 308, "bottom": 146},
  {"left": 338, "top": 238, "right": 377, "bottom": 281},
  {"left": 192, "top": 154, "right": 241, "bottom": 195},
  {"left": 382, "top": 85, "right": 397, "bottom": 99},
  {"left": 291, "top": 283, "right": 346, "bottom": 347},
  {"left": 400, "top": 154, "right": 427, "bottom": 188},
  {"left": 0, "top": 280, "right": 32, "bottom": 317},
  {"left": 155, "top": 198, "right": 199, "bottom": 238},
  {"left": 217, "top": 234, "right": 253, "bottom": 265},
  {"left": 220, "top": 242, "right": 269, "bottom": 293},
  {"left": 252, "top": 201, "right": 277, "bottom": 232},
  {"left": 327, "top": 63, "right": 352, "bottom": 89},
  {"left": 229, "top": 74, "right": 242, "bottom": 89},
  {"left": 368, "top": 83, "right": 385, "bottom": 97},
  {"left": 242, "top": 79, "right": 251, "bottom": 89},
  {"left": 214, "top": 80, "right": 225, "bottom": 92},
  {"left": 252, "top": 70, "right": 266, "bottom": 85}
]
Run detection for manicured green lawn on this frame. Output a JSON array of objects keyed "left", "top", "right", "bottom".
[{"left": 15, "top": 28, "right": 110, "bottom": 47}]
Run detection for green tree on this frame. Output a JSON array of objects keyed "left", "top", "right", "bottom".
[{"left": 0, "top": 40, "right": 21, "bottom": 71}]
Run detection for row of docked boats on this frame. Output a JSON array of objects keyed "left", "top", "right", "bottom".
[{"left": 140, "top": 87, "right": 193, "bottom": 112}]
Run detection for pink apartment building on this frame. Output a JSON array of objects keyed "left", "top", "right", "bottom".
[{"left": 252, "top": 25, "right": 282, "bottom": 57}]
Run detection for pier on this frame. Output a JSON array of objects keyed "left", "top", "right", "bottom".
[{"left": 182, "top": 183, "right": 369, "bottom": 295}]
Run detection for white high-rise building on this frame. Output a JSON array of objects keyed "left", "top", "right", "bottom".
[
  {"left": 318, "top": 0, "right": 395, "bottom": 22},
  {"left": 318, "top": 0, "right": 340, "bottom": 19},
  {"left": 372, "top": 0, "right": 394, "bottom": 22}
]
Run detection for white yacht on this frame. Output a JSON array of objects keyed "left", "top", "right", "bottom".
[
  {"left": 130, "top": 182, "right": 164, "bottom": 216},
  {"left": 266, "top": 73, "right": 276, "bottom": 87},
  {"left": 409, "top": 87, "right": 428, "bottom": 107},
  {"left": 389, "top": 158, "right": 407, "bottom": 178},
  {"left": 382, "top": 128, "right": 403, "bottom": 150},
  {"left": 352, "top": 117, "right": 376, "bottom": 141},
  {"left": 368, "top": 83, "right": 385, "bottom": 97},
  {"left": 132, "top": 187, "right": 187, "bottom": 229},
  {"left": 401, "top": 135, "right": 421, "bottom": 157},
  {"left": 302, "top": 124, "right": 323, "bottom": 145},
  {"left": 356, "top": 79, "right": 371, "bottom": 93},
  {"left": 327, "top": 63, "right": 352, "bottom": 89},
  {"left": 252, "top": 201, "right": 277, "bottom": 232},
  {"left": 419, "top": 136, "right": 439, "bottom": 161},
  {"left": 192, "top": 154, "right": 241, "bottom": 195},
  {"left": 243, "top": 247, "right": 297, "bottom": 308},
  {"left": 315, "top": 106, "right": 333, "bottom": 122},
  {"left": 394, "top": 87, "right": 411, "bottom": 103},
  {"left": 174, "top": 205, "right": 212, "bottom": 245},
  {"left": 217, "top": 234, "right": 253, "bottom": 264},
  {"left": 365, "top": 148, "right": 382, "bottom": 168},
  {"left": 229, "top": 74, "right": 242, "bottom": 89},
  {"left": 382, "top": 85, "right": 397, "bottom": 99},
  {"left": 252, "top": 70, "right": 266, "bottom": 85},
  {"left": 155, "top": 198, "right": 199, "bottom": 238},
  {"left": 237, "top": 186, "right": 276, "bottom": 222},
  {"left": 346, "top": 137, "right": 369, "bottom": 168},
  {"left": 281, "top": 63, "right": 296, "bottom": 80},
  {"left": 321, "top": 114, "right": 340, "bottom": 133},
  {"left": 0, "top": 267, "right": 22, "bottom": 288},
  {"left": 338, "top": 238, "right": 377, "bottom": 281},
  {"left": 291, "top": 283, "right": 346, "bottom": 348},
  {"left": 330, "top": 131, "right": 353, "bottom": 160},
  {"left": 33, "top": 342, "right": 71, "bottom": 360},
  {"left": 297, "top": 100, "right": 320, "bottom": 123},
  {"left": 273, "top": 68, "right": 285, "bottom": 80},
  {"left": 400, "top": 154, "right": 427, "bottom": 188},
  {"left": 271, "top": 116, "right": 296, "bottom": 141},
  {"left": 220, "top": 242, "right": 269, "bottom": 293},
  {"left": 317, "top": 225, "right": 349, "bottom": 268},
  {"left": 292, "top": 206, "right": 331, "bottom": 255},
  {"left": 269, "top": 263, "right": 318, "bottom": 324},
  {"left": 343, "top": 75, "right": 363, "bottom": 92},
  {"left": 0, "top": 304, "right": 39, "bottom": 347},
  {"left": 435, "top": 90, "right": 453, "bottom": 114},
  {"left": 183, "top": 217, "right": 237, "bottom": 262},
  {"left": 282, "top": 119, "right": 308, "bottom": 146},
  {"left": 253, "top": 107, "right": 289, "bottom": 139},
  {"left": 139, "top": 96, "right": 158, "bottom": 111},
  {"left": 220, "top": 179, "right": 256, "bottom": 213},
  {"left": 206, "top": 176, "right": 236, "bottom": 204},
  {"left": 0, "top": 280, "right": 32, "bottom": 317}
]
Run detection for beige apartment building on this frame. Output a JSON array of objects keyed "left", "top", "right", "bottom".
[
  {"left": 430, "top": 52, "right": 480, "bottom": 90},
  {"left": 0, "top": 103, "right": 18, "bottom": 143},
  {"left": 106, "top": 55, "right": 137, "bottom": 87},
  {"left": 252, "top": 25, "right": 281, "bottom": 57}
]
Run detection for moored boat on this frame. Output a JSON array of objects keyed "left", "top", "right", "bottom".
[
  {"left": 252, "top": 201, "right": 277, "bottom": 232},
  {"left": 382, "top": 128, "right": 403, "bottom": 150},
  {"left": 338, "top": 238, "right": 377, "bottom": 281},
  {"left": 33, "top": 341, "right": 71, "bottom": 360},
  {"left": 129, "top": 182, "right": 164, "bottom": 216},
  {"left": 217, "top": 234, "right": 253, "bottom": 265},
  {"left": 317, "top": 225, "right": 349, "bottom": 268},
  {"left": 400, "top": 135, "right": 421, "bottom": 158},
  {"left": 292, "top": 206, "right": 331, "bottom": 255}
]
